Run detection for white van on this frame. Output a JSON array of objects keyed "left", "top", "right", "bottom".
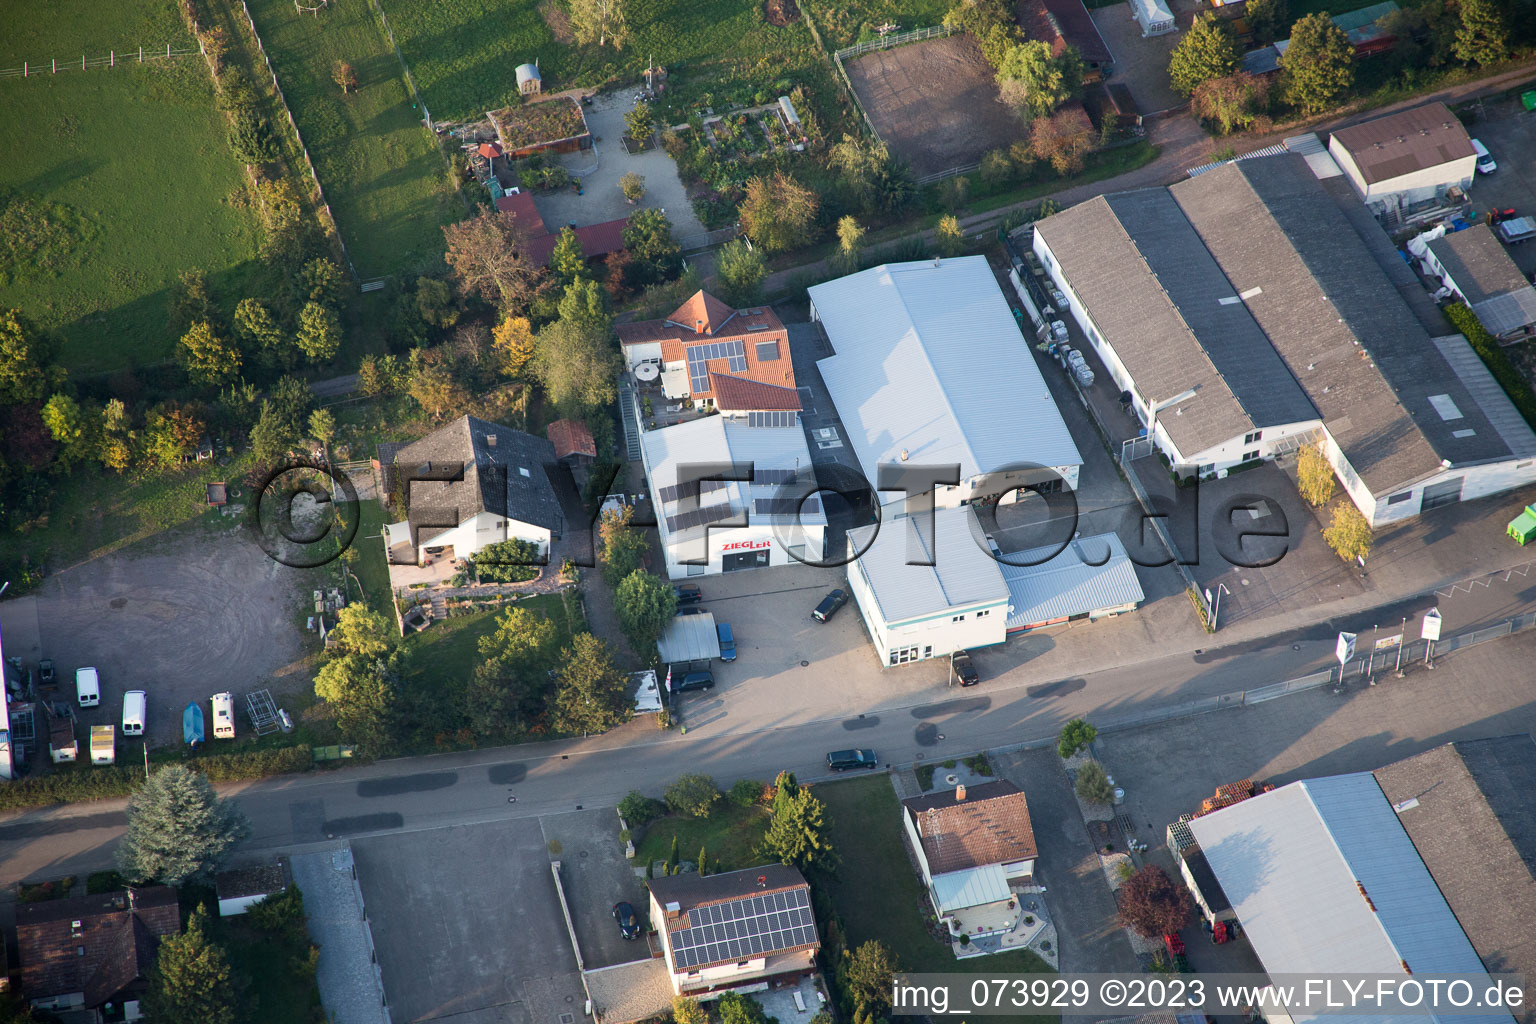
[
  {"left": 122, "top": 691, "right": 146, "bottom": 736},
  {"left": 1471, "top": 138, "right": 1497, "bottom": 174},
  {"left": 76, "top": 667, "right": 101, "bottom": 708},
  {"left": 212, "top": 692, "right": 235, "bottom": 739}
]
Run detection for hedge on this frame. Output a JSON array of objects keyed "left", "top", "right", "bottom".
[
  {"left": 1443, "top": 303, "right": 1536, "bottom": 430},
  {"left": 0, "top": 745, "right": 316, "bottom": 812}
]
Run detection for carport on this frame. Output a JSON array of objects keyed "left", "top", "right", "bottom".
[
  {"left": 658, "top": 614, "right": 721, "bottom": 664},
  {"left": 1001, "top": 533, "right": 1146, "bottom": 633}
]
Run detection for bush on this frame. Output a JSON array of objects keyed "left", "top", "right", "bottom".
[
  {"left": 728, "top": 778, "right": 763, "bottom": 807},
  {"left": 474, "top": 539, "right": 543, "bottom": 583},
  {"left": 916, "top": 764, "right": 936, "bottom": 789},
  {"left": 618, "top": 790, "right": 666, "bottom": 826},
  {"left": 0, "top": 745, "right": 315, "bottom": 812},
  {"left": 665, "top": 773, "right": 720, "bottom": 818},
  {"left": 194, "top": 745, "right": 315, "bottom": 782},
  {"left": 1075, "top": 761, "right": 1114, "bottom": 804},
  {"left": 1058, "top": 718, "right": 1097, "bottom": 759},
  {"left": 87, "top": 870, "right": 128, "bottom": 894}
]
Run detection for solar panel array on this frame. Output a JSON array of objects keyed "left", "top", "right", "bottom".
[
  {"left": 686, "top": 340, "right": 747, "bottom": 393},
  {"left": 752, "top": 468, "right": 799, "bottom": 485},
  {"left": 657, "top": 479, "right": 728, "bottom": 505},
  {"left": 754, "top": 497, "right": 822, "bottom": 517},
  {"left": 745, "top": 410, "right": 798, "bottom": 428},
  {"left": 666, "top": 503, "right": 739, "bottom": 533},
  {"left": 671, "top": 888, "right": 815, "bottom": 970}
]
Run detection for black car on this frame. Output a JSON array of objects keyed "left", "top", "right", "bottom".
[
  {"left": 673, "top": 670, "right": 715, "bottom": 692},
  {"left": 613, "top": 901, "right": 641, "bottom": 939},
  {"left": 673, "top": 584, "right": 703, "bottom": 605},
  {"left": 676, "top": 606, "right": 709, "bottom": 616},
  {"left": 812, "top": 588, "right": 849, "bottom": 622},
  {"left": 951, "top": 651, "right": 979, "bottom": 687},
  {"left": 827, "top": 749, "right": 879, "bottom": 771}
]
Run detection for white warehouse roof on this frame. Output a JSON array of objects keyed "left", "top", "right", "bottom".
[
  {"left": 847, "top": 507, "right": 1009, "bottom": 625},
  {"left": 1190, "top": 774, "right": 1512, "bottom": 1024},
  {"left": 810, "top": 257, "right": 1082, "bottom": 489},
  {"left": 1000, "top": 533, "right": 1144, "bottom": 630}
]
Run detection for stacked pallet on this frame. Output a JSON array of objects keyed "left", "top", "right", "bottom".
[{"left": 1197, "top": 778, "right": 1261, "bottom": 816}]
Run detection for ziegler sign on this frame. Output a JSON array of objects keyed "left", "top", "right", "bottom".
[{"left": 720, "top": 539, "right": 772, "bottom": 552}]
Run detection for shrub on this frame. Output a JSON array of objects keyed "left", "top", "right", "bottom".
[
  {"left": 665, "top": 773, "right": 720, "bottom": 818},
  {"left": 1075, "top": 761, "right": 1114, "bottom": 804},
  {"left": 0, "top": 746, "right": 315, "bottom": 813},
  {"left": 474, "top": 539, "right": 543, "bottom": 583},
  {"left": 1058, "top": 718, "right": 1097, "bottom": 758},
  {"left": 619, "top": 790, "right": 667, "bottom": 826},
  {"left": 916, "top": 764, "right": 936, "bottom": 790},
  {"left": 728, "top": 779, "right": 763, "bottom": 807}
]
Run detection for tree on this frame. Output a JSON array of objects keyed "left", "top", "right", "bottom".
[
  {"left": 493, "top": 315, "right": 537, "bottom": 379},
  {"left": 833, "top": 215, "right": 865, "bottom": 274},
  {"left": 979, "top": 148, "right": 1016, "bottom": 188},
  {"left": 443, "top": 208, "right": 548, "bottom": 313},
  {"left": 533, "top": 311, "right": 620, "bottom": 417},
  {"left": 169, "top": 268, "right": 214, "bottom": 338},
  {"left": 673, "top": 997, "right": 708, "bottom": 1024},
  {"left": 550, "top": 227, "right": 588, "bottom": 286},
  {"left": 296, "top": 302, "right": 342, "bottom": 362},
  {"left": 995, "top": 39, "right": 1084, "bottom": 118},
  {"left": 332, "top": 59, "right": 358, "bottom": 94},
  {"left": 1280, "top": 13, "right": 1354, "bottom": 114},
  {"left": 357, "top": 352, "right": 405, "bottom": 396},
  {"left": 697, "top": 845, "right": 708, "bottom": 876},
  {"left": 1118, "top": 865, "right": 1194, "bottom": 937},
  {"left": 1075, "top": 760, "right": 1114, "bottom": 804},
  {"left": 624, "top": 104, "right": 655, "bottom": 142},
  {"left": 177, "top": 321, "right": 241, "bottom": 387},
  {"left": 665, "top": 773, "right": 721, "bottom": 818},
  {"left": 470, "top": 605, "right": 561, "bottom": 736},
  {"left": 569, "top": 0, "right": 629, "bottom": 47},
  {"left": 828, "top": 134, "right": 894, "bottom": 212},
  {"left": 233, "top": 298, "right": 286, "bottom": 358},
  {"left": 619, "top": 172, "right": 646, "bottom": 203},
  {"left": 621, "top": 208, "right": 682, "bottom": 286},
  {"left": 407, "top": 346, "right": 472, "bottom": 421},
  {"left": 309, "top": 409, "right": 336, "bottom": 449},
  {"left": 1031, "top": 109, "right": 1093, "bottom": 175},
  {"left": 143, "top": 905, "right": 237, "bottom": 1024},
  {"left": 1168, "top": 14, "right": 1239, "bottom": 96},
  {"left": 302, "top": 257, "right": 346, "bottom": 306},
  {"left": 251, "top": 375, "right": 314, "bottom": 463},
  {"left": 668, "top": 834, "right": 681, "bottom": 872},
  {"left": 739, "top": 171, "right": 819, "bottom": 254},
  {"left": 552, "top": 633, "right": 630, "bottom": 734},
  {"left": 0, "top": 309, "right": 53, "bottom": 404},
  {"left": 41, "top": 394, "right": 98, "bottom": 469},
  {"left": 620, "top": 790, "right": 667, "bottom": 825},
  {"left": 713, "top": 238, "right": 767, "bottom": 307},
  {"left": 939, "top": 174, "right": 970, "bottom": 212},
  {"left": 315, "top": 646, "right": 399, "bottom": 756},
  {"left": 117, "top": 765, "right": 250, "bottom": 885},
  {"left": 1454, "top": 0, "right": 1510, "bottom": 64},
  {"left": 761, "top": 779, "right": 835, "bottom": 871},
  {"left": 1324, "top": 501, "right": 1373, "bottom": 564},
  {"left": 1297, "top": 442, "right": 1336, "bottom": 507},
  {"left": 717, "top": 993, "right": 772, "bottom": 1024},
  {"left": 1058, "top": 717, "right": 1097, "bottom": 758},
  {"left": 599, "top": 505, "right": 649, "bottom": 583},
  {"left": 1191, "top": 73, "right": 1272, "bottom": 135},
  {"left": 936, "top": 215, "right": 965, "bottom": 258},
  {"left": 144, "top": 402, "right": 206, "bottom": 467},
  {"left": 842, "top": 941, "right": 897, "bottom": 1022},
  {"left": 227, "top": 107, "right": 278, "bottom": 164},
  {"left": 615, "top": 569, "right": 678, "bottom": 664},
  {"left": 1245, "top": 0, "right": 1290, "bottom": 43}
]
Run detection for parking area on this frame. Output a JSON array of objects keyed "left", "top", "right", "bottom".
[
  {"left": 539, "top": 808, "right": 651, "bottom": 970},
  {"left": 352, "top": 818, "right": 588, "bottom": 1024},
  {"left": 1091, "top": 1, "right": 1185, "bottom": 117},
  {"left": 0, "top": 529, "right": 310, "bottom": 749},
  {"left": 1464, "top": 96, "right": 1536, "bottom": 279}
]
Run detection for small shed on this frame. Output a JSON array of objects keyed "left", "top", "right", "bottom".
[
  {"left": 516, "top": 62, "right": 542, "bottom": 96},
  {"left": 215, "top": 862, "right": 290, "bottom": 917},
  {"left": 206, "top": 482, "right": 228, "bottom": 507},
  {"left": 547, "top": 419, "right": 597, "bottom": 463},
  {"left": 1131, "top": 0, "right": 1175, "bottom": 36},
  {"left": 658, "top": 612, "right": 722, "bottom": 664}
]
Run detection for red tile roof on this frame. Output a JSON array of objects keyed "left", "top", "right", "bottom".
[
  {"left": 18, "top": 887, "right": 180, "bottom": 1003},
  {"left": 496, "top": 191, "right": 546, "bottom": 235},
  {"left": 547, "top": 418, "right": 597, "bottom": 458},
  {"left": 710, "top": 373, "right": 803, "bottom": 412},
  {"left": 493, "top": 192, "right": 626, "bottom": 265},
  {"left": 668, "top": 291, "right": 739, "bottom": 335},
  {"left": 902, "top": 781, "right": 1038, "bottom": 874},
  {"left": 617, "top": 294, "right": 796, "bottom": 399},
  {"left": 479, "top": 142, "right": 505, "bottom": 159}
]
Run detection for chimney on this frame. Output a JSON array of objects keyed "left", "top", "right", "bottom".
[
  {"left": 665, "top": 901, "right": 681, "bottom": 919},
  {"left": 956, "top": 784, "right": 967, "bottom": 802},
  {"left": 899, "top": 448, "right": 909, "bottom": 462},
  {"left": 487, "top": 434, "right": 498, "bottom": 447},
  {"left": 696, "top": 319, "right": 705, "bottom": 333}
]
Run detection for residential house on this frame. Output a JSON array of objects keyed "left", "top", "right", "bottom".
[
  {"left": 215, "top": 862, "right": 289, "bottom": 917},
  {"left": 496, "top": 189, "right": 628, "bottom": 266},
  {"left": 378, "top": 415, "right": 563, "bottom": 567},
  {"left": 1328, "top": 102, "right": 1476, "bottom": 216},
  {"left": 618, "top": 291, "right": 796, "bottom": 407},
  {"left": 17, "top": 886, "right": 181, "bottom": 1020},
  {"left": 1424, "top": 224, "right": 1536, "bottom": 341},
  {"left": 1019, "top": 0, "right": 1114, "bottom": 80},
  {"left": 648, "top": 864, "right": 820, "bottom": 997},
  {"left": 901, "top": 781, "right": 1038, "bottom": 939}
]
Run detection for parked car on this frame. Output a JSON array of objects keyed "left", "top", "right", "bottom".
[
  {"left": 613, "top": 901, "right": 641, "bottom": 939},
  {"left": 121, "top": 690, "right": 147, "bottom": 737},
  {"left": 1472, "top": 138, "right": 1497, "bottom": 174},
  {"left": 676, "top": 606, "right": 709, "bottom": 616},
  {"left": 951, "top": 651, "right": 979, "bottom": 687},
  {"left": 38, "top": 659, "right": 55, "bottom": 686},
  {"left": 827, "top": 749, "right": 879, "bottom": 771},
  {"left": 812, "top": 588, "right": 848, "bottom": 622},
  {"left": 673, "top": 584, "right": 703, "bottom": 605},
  {"left": 716, "top": 622, "right": 736, "bottom": 662},
  {"left": 673, "top": 670, "right": 715, "bottom": 693}
]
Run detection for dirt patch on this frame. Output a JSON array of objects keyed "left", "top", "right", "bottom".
[
  {"left": 539, "top": 0, "right": 574, "bottom": 44},
  {"left": 764, "top": 0, "right": 801, "bottom": 26},
  {"left": 843, "top": 34, "right": 1019, "bottom": 178}
]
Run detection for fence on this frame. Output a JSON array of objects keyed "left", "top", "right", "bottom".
[
  {"left": 0, "top": 46, "right": 196, "bottom": 79},
  {"left": 915, "top": 161, "right": 980, "bottom": 186},
  {"left": 678, "top": 226, "right": 741, "bottom": 252},
  {"left": 365, "top": 0, "right": 432, "bottom": 132},
  {"left": 832, "top": 23, "right": 955, "bottom": 62},
  {"left": 237, "top": 0, "right": 357, "bottom": 278}
]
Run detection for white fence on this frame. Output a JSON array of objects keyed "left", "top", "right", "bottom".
[
  {"left": 0, "top": 46, "right": 196, "bottom": 78},
  {"left": 833, "top": 24, "right": 954, "bottom": 61}
]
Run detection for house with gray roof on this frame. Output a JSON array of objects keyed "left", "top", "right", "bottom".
[
  {"left": 380, "top": 415, "right": 563, "bottom": 567},
  {"left": 1424, "top": 224, "right": 1536, "bottom": 341},
  {"left": 1328, "top": 101, "right": 1476, "bottom": 217}
]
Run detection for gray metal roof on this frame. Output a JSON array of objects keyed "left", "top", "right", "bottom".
[
  {"left": 658, "top": 612, "right": 721, "bottom": 663},
  {"left": 1330, "top": 101, "right": 1475, "bottom": 186},
  {"left": 810, "top": 257, "right": 1082, "bottom": 486},
  {"left": 391, "top": 416, "right": 562, "bottom": 543},
  {"left": 1430, "top": 335, "right": 1536, "bottom": 458},
  {"left": 998, "top": 532, "right": 1145, "bottom": 629},
  {"left": 1191, "top": 774, "right": 1512, "bottom": 1024},
  {"left": 1172, "top": 156, "right": 1513, "bottom": 491},
  {"left": 1473, "top": 288, "right": 1536, "bottom": 337},
  {"left": 847, "top": 507, "right": 1009, "bottom": 625},
  {"left": 1374, "top": 736, "right": 1536, "bottom": 1024},
  {"left": 1428, "top": 224, "right": 1530, "bottom": 304}
]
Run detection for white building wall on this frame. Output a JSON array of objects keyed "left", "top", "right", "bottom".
[
  {"left": 903, "top": 810, "right": 935, "bottom": 887},
  {"left": 421, "top": 511, "right": 551, "bottom": 561},
  {"left": 1366, "top": 457, "right": 1536, "bottom": 527},
  {"left": 851, "top": 547, "right": 1010, "bottom": 665},
  {"left": 623, "top": 341, "right": 664, "bottom": 372},
  {"left": 660, "top": 521, "right": 827, "bottom": 580},
  {"left": 1183, "top": 420, "right": 1321, "bottom": 477},
  {"left": 1328, "top": 137, "right": 1476, "bottom": 207},
  {"left": 218, "top": 893, "right": 273, "bottom": 917}
]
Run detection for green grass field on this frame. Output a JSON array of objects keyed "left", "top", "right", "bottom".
[
  {"left": 244, "top": 0, "right": 462, "bottom": 278},
  {"left": 0, "top": 1, "right": 263, "bottom": 375},
  {"left": 806, "top": 0, "right": 955, "bottom": 50},
  {"left": 634, "top": 801, "right": 773, "bottom": 874}
]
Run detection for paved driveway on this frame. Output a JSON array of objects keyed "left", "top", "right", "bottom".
[
  {"left": 539, "top": 808, "right": 650, "bottom": 970},
  {"left": 1464, "top": 96, "right": 1536, "bottom": 279}
]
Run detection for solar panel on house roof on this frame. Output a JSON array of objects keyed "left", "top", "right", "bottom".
[
  {"left": 752, "top": 468, "right": 798, "bottom": 485},
  {"left": 656, "top": 479, "right": 728, "bottom": 505},
  {"left": 686, "top": 340, "right": 747, "bottom": 393},
  {"left": 670, "top": 888, "right": 815, "bottom": 970},
  {"left": 665, "top": 503, "right": 739, "bottom": 533},
  {"left": 754, "top": 497, "right": 821, "bottom": 517}
]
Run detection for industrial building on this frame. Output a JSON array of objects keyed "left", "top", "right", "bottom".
[
  {"left": 1422, "top": 224, "right": 1536, "bottom": 341},
  {"left": 1327, "top": 102, "right": 1477, "bottom": 218}
]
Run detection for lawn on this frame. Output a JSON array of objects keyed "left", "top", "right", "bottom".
[
  {"left": 0, "top": 0, "right": 263, "bottom": 375},
  {"left": 349, "top": 498, "right": 395, "bottom": 619},
  {"left": 817, "top": 774, "right": 1055, "bottom": 1021},
  {"left": 209, "top": 900, "right": 326, "bottom": 1024},
  {"left": 244, "top": 0, "right": 463, "bottom": 278},
  {"left": 806, "top": 0, "right": 955, "bottom": 50},
  {"left": 634, "top": 801, "right": 773, "bottom": 874},
  {"left": 401, "top": 591, "right": 586, "bottom": 682}
]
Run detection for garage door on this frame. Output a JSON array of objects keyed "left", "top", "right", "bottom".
[{"left": 1421, "top": 476, "right": 1464, "bottom": 511}]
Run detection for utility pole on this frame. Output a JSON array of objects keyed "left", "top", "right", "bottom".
[{"left": 1394, "top": 615, "right": 1406, "bottom": 678}]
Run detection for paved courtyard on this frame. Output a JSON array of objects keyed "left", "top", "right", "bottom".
[
  {"left": 536, "top": 92, "right": 706, "bottom": 244},
  {"left": 1091, "top": 2, "right": 1184, "bottom": 117},
  {"left": 539, "top": 807, "right": 650, "bottom": 971},
  {"left": 1464, "top": 96, "right": 1536, "bottom": 279}
]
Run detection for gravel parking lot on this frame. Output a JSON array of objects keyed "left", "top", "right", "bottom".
[{"left": 1464, "top": 97, "right": 1536, "bottom": 279}]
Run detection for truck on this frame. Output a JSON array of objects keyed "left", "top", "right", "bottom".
[
  {"left": 90, "top": 724, "right": 115, "bottom": 765},
  {"left": 1496, "top": 216, "right": 1536, "bottom": 244}
]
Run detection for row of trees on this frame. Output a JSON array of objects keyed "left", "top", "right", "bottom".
[{"left": 945, "top": 0, "right": 1085, "bottom": 120}]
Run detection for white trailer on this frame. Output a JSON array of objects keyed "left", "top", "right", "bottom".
[{"left": 90, "top": 724, "right": 115, "bottom": 765}]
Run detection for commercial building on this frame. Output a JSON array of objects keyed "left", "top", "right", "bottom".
[
  {"left": 1423, "top": 224, "right": 1536, "bottom": 341},
  {"left": 648, "top": 865, "right": 820, "bottom": 997},
  {"left": 901, "top": 781, "right": 1037, "bottom": 937},
  {"left": 1328, "top": 102, "right": 1476, "bottom": 216},
  {"left": 808, "top": 257, "right": 1083, "bottom": 517},
  {"left": 1035, "top": 153, "right": 1536, "bottom": 526}
]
